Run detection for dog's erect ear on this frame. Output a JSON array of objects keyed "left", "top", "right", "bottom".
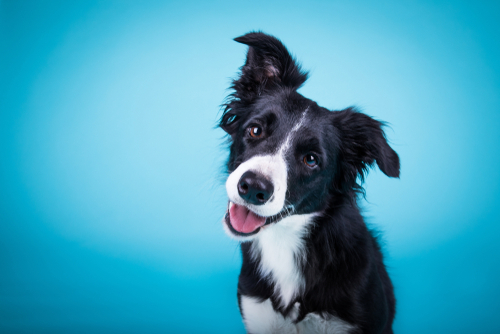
[
  {"left": 332, "top": 108, "right": 400, "bottom": 191},
  {"left": 233, "top": 32, "right": 308, "bottom": 101}
]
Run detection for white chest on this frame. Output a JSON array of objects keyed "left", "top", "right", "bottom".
[{"left": 251, "top": 213, "right": 316, "bottom": 307}]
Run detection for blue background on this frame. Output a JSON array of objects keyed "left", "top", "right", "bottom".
[{"left": 1, "top": 0, "right": 499, "bottom": 333}]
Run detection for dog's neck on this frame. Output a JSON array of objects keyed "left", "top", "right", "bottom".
[{"left": 250, "top": 213, "right": 318, "bottom": 308}]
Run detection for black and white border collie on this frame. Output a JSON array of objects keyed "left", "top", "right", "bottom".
[{"left": 219, "top": 32, "right": 399, "bottom": 334}]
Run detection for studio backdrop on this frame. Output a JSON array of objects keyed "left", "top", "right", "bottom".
[{"left": 1, "top": 1, "right": 499, "bottom": 333}]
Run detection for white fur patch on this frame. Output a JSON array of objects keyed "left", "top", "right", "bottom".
[
  {"left": 251, "top": 213, "right": 317, "bottom": 307},
  {"left": 241, "top": 296, "right": 355, "bottom": 334},
  {"left": 226, "top": 154, "right": 288, "bottom": 217},
  {"left": 241, "top": 296, "right": 296, "bottom": 334},
  {"left": 278, "top": 107, "right": 308, "bottom": 156},
  {"left": 298, "top": 312, "right": 355, "bottom": 334}
]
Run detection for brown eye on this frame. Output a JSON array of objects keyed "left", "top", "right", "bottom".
[
  {"left": 249, "top": 126, "right": 263, "bottom": 138},
  {"left": 303, "top": 154, "right": 318, "bottom": 168}
]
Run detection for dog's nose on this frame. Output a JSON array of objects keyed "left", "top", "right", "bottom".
[{"left": 237, "top": 171, "right": 274, "bottom": 205}]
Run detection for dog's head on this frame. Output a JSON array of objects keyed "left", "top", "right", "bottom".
[{"left": 220, "top": 32, "right": 400, "bottom": 240}]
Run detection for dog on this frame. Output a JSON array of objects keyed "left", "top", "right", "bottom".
[{"left": 219, "top": 32, "right": 399, "bottom": 334}]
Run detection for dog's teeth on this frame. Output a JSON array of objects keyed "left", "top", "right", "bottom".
[{"left": 229, "top": 201, "right": 234, "bottom": 209}]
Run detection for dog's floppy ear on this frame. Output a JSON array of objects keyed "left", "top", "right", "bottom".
[
  {"left": 332, "top": 107, "right": 400, "bottom": 193},
  {"left": 232, "top": 32, "right": 308, "bottom": 101}
]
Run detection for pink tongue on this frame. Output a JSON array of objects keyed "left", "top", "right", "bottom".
[{"left": 229, "top": 203, "right": 266, "bottom": 234}]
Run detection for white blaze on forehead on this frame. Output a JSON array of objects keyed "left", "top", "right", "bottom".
[
  {"left": 278, "top": 107, "right": 309, "bottom": 156},
  {"left": 225, "top": 107, "right": 309, "bottom": 219}
]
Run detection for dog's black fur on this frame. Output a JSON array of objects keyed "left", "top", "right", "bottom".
[{"left": 220, "top": 32, "right": 399, "bottom": 334}]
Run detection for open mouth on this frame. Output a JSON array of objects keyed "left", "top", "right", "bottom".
[{"left": 225, "top": 202, "right": 294, "bottom": 237}]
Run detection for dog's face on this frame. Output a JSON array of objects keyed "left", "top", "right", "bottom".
[
  {"left": 224, "top": 92, "right": 338, "bottom": 238},
  {"left": 220, "top": 33, "right": 400, "bottom": 240}
]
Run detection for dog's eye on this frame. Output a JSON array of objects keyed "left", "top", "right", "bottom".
[
  {"left": 303, "top": 154, "right": 318, "bottom": 168},
  {"left": 249, "top": 126, "right": 263, "bottom": 138}
]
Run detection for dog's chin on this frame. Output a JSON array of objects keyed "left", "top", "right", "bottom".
[{"left": 223, "top": 201, "right": 294, "bottom": 240}]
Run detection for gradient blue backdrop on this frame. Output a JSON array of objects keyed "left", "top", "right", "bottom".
[{"left": 1, "top": 0, "right": 499, "bottom": 333}]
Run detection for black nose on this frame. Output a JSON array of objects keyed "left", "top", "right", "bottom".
[{"left": 238, "top": 171, "right": 274, "bottom": 205}]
